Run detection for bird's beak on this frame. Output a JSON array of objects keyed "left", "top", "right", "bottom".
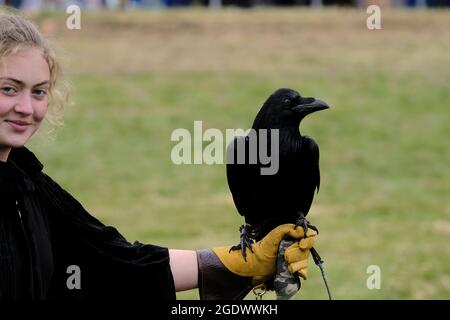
[{"left": 292, "top": 98, "right": 330, "bottom": 116}]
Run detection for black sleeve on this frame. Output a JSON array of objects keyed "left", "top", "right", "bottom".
[{"left": 35, "top": 172, "right": 176, "bottom": 300}]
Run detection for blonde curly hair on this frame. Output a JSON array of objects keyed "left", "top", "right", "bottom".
[{"left": 0, "top": 9, "right": 68, "bottom": 128}]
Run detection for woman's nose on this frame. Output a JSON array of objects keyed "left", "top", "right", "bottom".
[{"left": 13, "top": 93, "right": 34, "bottom": 115}]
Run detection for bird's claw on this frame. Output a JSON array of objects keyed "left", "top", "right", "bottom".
[
  {"left": 295, "top": 213, "right": 319, "bottom": 237},
  {"left": 241, "top": 234, "right": 254, "bottom": 261},
  {"left": 229, "top": 224, "right": 255, "bottom": 261},
  {"left": 295, "top": 217, "right": 309, "bottom": 236},
  {"left": 307, "top": 223, "right": 319, "bottom": 235}
]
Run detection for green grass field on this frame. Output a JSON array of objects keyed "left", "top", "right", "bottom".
[{"left": 28, "top": 8, "right": 449, "bottom": 299}]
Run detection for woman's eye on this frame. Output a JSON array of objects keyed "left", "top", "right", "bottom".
[
  {"left": 1, "top": 86, "right": 17, "bottom": 95},
  {"left": 33, "top": 89, "right": 47, "bottom": 98}
]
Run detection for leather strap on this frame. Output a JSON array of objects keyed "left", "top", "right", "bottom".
[{"left": 196, "top": 249, "right": 253, "bottom": 300}]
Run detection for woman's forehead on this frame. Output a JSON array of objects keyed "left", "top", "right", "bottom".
[{"left": 0, "top": 48, "right": 50, "bottom": 85}]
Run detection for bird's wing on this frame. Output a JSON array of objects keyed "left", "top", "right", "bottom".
[
  {"left": 303, "top": 135, "right": 321, "bottom": 192},
  {"left": 295, "top": 135, "right": 322, "bottom": 217},
  {"left": 226, "top": 135, "right": 258, "bottom": 217}
]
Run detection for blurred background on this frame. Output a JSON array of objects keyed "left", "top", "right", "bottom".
[{"left": 9, "top": 0, "right": 449, "bottom": 299}]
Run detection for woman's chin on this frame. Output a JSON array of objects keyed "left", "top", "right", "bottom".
[{"left": 4, "top": 139, "right": 28, "bottom": 149}]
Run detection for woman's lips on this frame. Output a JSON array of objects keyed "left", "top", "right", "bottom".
[{"left": 6, "top": 120, "right": 31, "bottom": 132}]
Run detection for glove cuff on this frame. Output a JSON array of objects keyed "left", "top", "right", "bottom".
[{"left": 196, "top": 249, "right": 253, "bottom": 300}]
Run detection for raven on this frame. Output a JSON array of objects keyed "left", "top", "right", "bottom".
[{"left": 226, "top": 88, "right": 329, "bottom": 259}]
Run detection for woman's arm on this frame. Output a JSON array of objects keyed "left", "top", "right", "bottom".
[{"left": 169, "top": 249, "right": 198, "bottom": 292}]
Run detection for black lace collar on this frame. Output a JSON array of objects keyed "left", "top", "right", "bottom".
[{"left": 0, "top": 147, "right": 44, "bottom": 194}]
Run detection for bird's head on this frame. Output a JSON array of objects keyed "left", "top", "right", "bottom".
[{"left": 252, "top": 88, "right": 330, "bottom": 129}]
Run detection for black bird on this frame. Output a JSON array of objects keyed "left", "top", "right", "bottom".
[{"left": 226, "top": 88, "right": 330, "bottom": 259}]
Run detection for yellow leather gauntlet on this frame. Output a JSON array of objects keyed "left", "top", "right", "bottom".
[{"left": 212, "top": 224, "right": 317, "bottom": 285}]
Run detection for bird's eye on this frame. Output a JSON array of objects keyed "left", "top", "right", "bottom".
[{"left": 282, "top": 98, "right": 291, "bottom": 106}]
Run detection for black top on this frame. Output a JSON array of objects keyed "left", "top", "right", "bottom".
[{"left": 0, "top": 147, "right": 175, "bottom": 300}]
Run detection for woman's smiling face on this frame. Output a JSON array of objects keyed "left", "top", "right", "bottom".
[{"left": 0, "top": 48, "right": 50, "bottom": 160}]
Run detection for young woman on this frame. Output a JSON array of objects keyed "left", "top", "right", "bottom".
[{"left": 0, "top": 11, "right": 316, "bottom": 300}]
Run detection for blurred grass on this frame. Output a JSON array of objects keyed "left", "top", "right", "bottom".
[{"left": 28, "top": 8, "right": 449, "bottom": 299}]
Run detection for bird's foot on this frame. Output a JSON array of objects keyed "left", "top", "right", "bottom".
[
  {"left": 295, "top": 213, "right": 319, "bottom": 237},
  {"left": 229, "top": 224, "right": 255, "bottom": 262}
]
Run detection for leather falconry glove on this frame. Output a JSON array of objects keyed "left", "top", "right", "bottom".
[{"left": 196, "top": 223, "right": 317, "bottom": 299}]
